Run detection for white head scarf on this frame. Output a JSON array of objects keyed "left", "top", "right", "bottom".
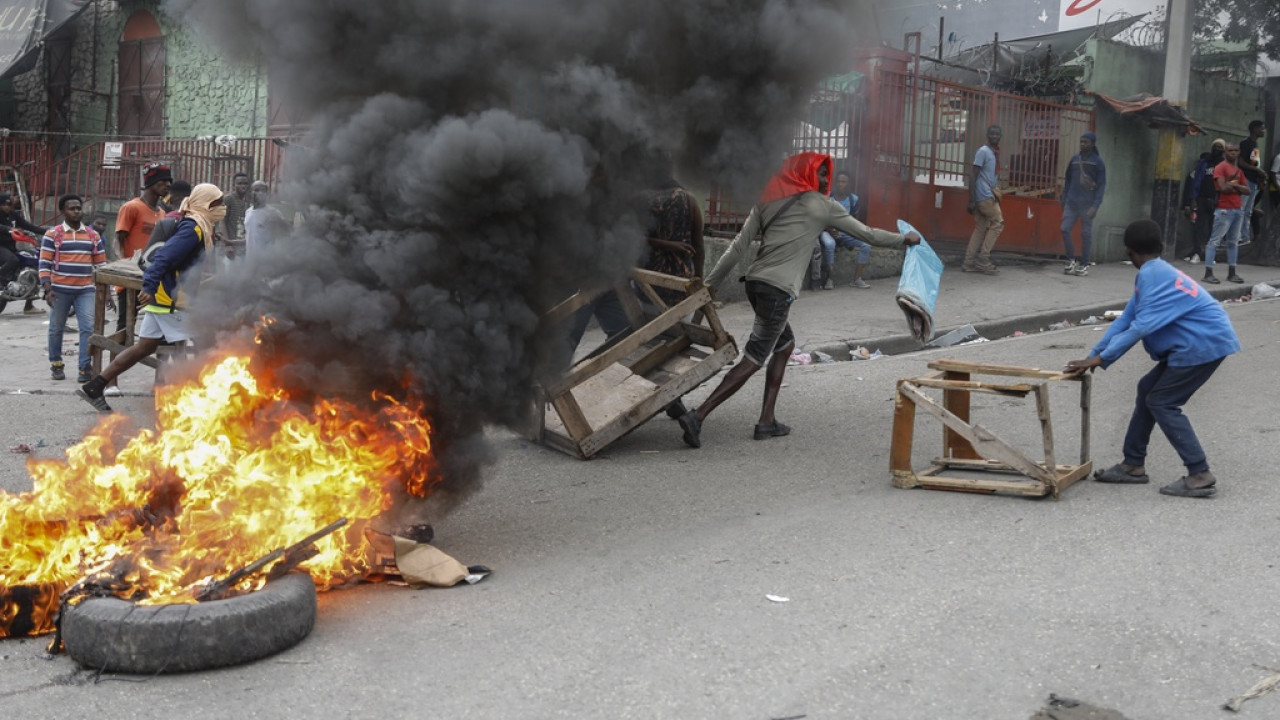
[{"left": 179, "top": 183, "right": 226, "bottom": 250}]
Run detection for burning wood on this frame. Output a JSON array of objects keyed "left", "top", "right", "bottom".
[{"left": 2, "top": 351, "right": 440, "bottom": 639}]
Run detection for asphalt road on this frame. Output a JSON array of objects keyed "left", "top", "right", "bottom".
[{"left": 2, "top": 299, "right": 1279, "bottom": 719}]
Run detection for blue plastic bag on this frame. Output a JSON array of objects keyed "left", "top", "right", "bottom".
[{"left": 895, "top": 219, "right": 943, "bottom": 343}]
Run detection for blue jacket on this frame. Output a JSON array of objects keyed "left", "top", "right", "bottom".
[
  {"left": 1063, "top": 151, "right": 1106, "bottom": 210},
  {"left": 1089, "top": 258, "right": 1240, "bottom": 368},
  {"left": 142, "top": 217, "right": 205, "bottom": 311}
]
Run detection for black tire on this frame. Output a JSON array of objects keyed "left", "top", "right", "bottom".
[{"left": 61, "top": 572, "right": 317, "bottom": 674}]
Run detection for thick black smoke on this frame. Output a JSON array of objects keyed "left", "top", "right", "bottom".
[{"left": 163, "top": 0, "right": 865, "bottom": 508}]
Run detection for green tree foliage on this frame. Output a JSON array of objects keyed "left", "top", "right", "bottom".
[{"left": 1194, "top": 0, "right": 1280, "bottom": 61}]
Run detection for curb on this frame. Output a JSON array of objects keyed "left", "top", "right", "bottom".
[{"left": 811, "top": 280, "right": 1270, "bottom": 361}]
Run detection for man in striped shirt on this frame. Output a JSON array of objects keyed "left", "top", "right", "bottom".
[{"left": 39, "top": 195, "right": 106, "bottom": 382}]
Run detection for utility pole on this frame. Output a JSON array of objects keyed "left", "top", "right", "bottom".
[{"left": 1152, "top": 0, "right": 1194, "bottom": 258}]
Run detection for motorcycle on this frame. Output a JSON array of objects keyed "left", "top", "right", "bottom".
[{"left": 0, "top": 230, "right": 42, "bottom": 314}]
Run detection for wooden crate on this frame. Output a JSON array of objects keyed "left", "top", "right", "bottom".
[
  {"left": 890, "top": 359, "right": 1092, "bottom": 499},
  {"left": 531, "top": 269, "right": 737, "bottom": 459}
]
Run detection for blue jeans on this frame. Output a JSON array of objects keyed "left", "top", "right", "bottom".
[
  {"left": 48, "top": 288, "right": 95, "bottom": 372},
  {"left": 1060, "top": 203, "right": 1094, "bottom": 263},
  {"left": 1241, "top": 180, "right": 1258, "bottom": 234},
  {"left": 1205, "top": 207, "right": 1243, "bottom": 268},
  {"left": 1122, "top": 358, "right": 1223, "bottom": 474},
  {"left": 818, "top": 230, "right": 870, "bottom": 267}
]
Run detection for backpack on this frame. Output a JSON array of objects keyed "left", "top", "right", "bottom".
[{"left": 139, "top": 216, "right": 181, "bottom": 270}]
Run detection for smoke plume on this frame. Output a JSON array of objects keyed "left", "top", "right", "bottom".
[{"left": 163, "top": 0, "right": 865, "bottom": 508}]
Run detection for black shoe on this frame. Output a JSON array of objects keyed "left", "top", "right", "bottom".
[
  {"left": 753, "top": 421, "right": 792, "bottom": 440},
  {"left": 1202, "top": 273, "right": 1221, "bottom": 285},
  {"left": 77, "top": 385, "right": 112, "bottom": 413},
  {"left": 677, "top": 410, "right": 702, "bottom": 448},
  {"left": 665, "top": 399, "right": 688, "bottom": 420},
  {"left": 1227, "top": 274, "right": 1244, "bottom": 284}
]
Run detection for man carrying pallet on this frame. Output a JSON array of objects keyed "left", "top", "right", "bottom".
[{"left": 675, "top": 152, "right": 919, "bottom": 448}]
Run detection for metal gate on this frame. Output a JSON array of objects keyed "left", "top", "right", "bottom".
[{"left": 118, "top": 37, "right": 166, "bottom": 137}]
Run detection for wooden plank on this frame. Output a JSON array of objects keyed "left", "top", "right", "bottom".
[
  {"left": 1052, "top": 461, "right": 1093, "bottom": 499},
  {"left": 942, "top": 370, "right": 980, "bottom": 460},
  {"left": 1079, "top": 373, "right": 1092, "bottom": 464},
  {"left": 550, "top": 391, "right": 593, "bottom": 444},
  {"left": 540, "top": 288, "right": 605, "bottom": 329},
  {"left": 569, "top": 363, "right": 659, "bottom": 431},
  {"left": 91, "top": 284, "right": 109, "bottom": 375},
  {"left": 928, "top": 359, "right": 1082, "bottom": 382},
  {"left": 890, "top": 380, "right": 918, "bottom": 485},
  {"left": 1034, "top": 384, "right": 1057, "bottom": 483},
  {"left": 912, "top": 377, "right": 1035, "bottom": 397},
  {"left": 674, "top": 321, "right": 718, "bottom": 349},
  {"left": 549, "top": 288, "right": 710, "bottom": 397},
  {"left": 613, "top": 281, "right": 647, "bottom": 330},
  {"left": 93, "top": 259, "right": 144, "bottom": 289},
  {"left": 917, "top": 475, "right": 1048, "bottom": 496},
  {"left": 630, "top": 267, "right": 698, "bottom": 292},
  {"left": 577, "top": 341, "right": 737, "bottom": 457},
  {"left": 899, "top": 383, "right": 1053, "bottom": 484},
  {"left": 699, "top": 286, "right": 731, "bottom": 347},
  {"left": 634, "top": 278, "right": 670, "bottom": 312},
  {"left": 628, "top": 335, "right": 692, "bottom": 378}
]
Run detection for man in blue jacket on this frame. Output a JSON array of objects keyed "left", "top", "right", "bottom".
[
  {"left": 1060, "top": 131, "right": 1106, "bottom": 277},
  {"left": 78, "top": 184, "right": 225, "bottom": 412},
  {"left": 1065, "top": 219, "right": 1240, "bottom": 498}
]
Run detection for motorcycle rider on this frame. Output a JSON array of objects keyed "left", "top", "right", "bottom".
[{"left": 0, "top": 192, "right": 48, "bottom": 314}]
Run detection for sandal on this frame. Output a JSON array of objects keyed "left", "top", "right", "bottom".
[
  {"left": 753, "top": 421, "right": 791, "bottom": 440},
  {"left": 1158, "top": 477, "right": 1217, "bottom": 498},
  {"left": 1093, "top": 463, "right": 1149, "bottom": 484}
]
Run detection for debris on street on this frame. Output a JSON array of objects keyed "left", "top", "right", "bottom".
[{"left": 1224, "top": 665, "right": 1280, "bottom": 713}]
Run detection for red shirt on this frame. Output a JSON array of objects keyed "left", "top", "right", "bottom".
[{"left": 1212, "top": 161, "right": 1245, "bottom": 210}]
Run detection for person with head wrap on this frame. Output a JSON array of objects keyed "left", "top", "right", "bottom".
[
  {"left": 1060, "top": 131, "right": 1107, "bottom": 277},
  {"left": 78, "top": 183, "right": 225, "bottom": 413},
  {"left": 675, "top": 152, "right": 920, "bottom": 448}
]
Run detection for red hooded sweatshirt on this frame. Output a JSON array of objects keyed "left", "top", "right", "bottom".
[{"left": 758, "top": 152, "right": 833, "bottom": 204}]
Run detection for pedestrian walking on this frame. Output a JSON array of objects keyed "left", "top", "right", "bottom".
[
  {"left": 39, "top": 195, "right": 106, "bottom": 383},
  {"left": 676, "top": 152, "right": 919, "bottom": 448},
  {"left": 1065, "top": 219, "right": 1240, "bottom": 498},
  {"left": 964, "top": 124, "right": 1004, "bottom": 275},
  {"left": 1060, "top": 131, "right": 1106, "bottom": 276}
]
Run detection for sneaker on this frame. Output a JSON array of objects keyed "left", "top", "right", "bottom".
[
  {"left": 77, "top": 369, "right": 92, "bottom": 384},
  {"left": 753, "top": 421, "right": 792, "bottom": 440},
  {"left": 822, "top": 279, "right": 834, "bottom": 291},
  {"left": 849, "top": 278, "right": 871, "bottom": 289},
  {"left": 1226, "top": 274, "right": 1244, "bottom": 284},
  {"left": 104, "top": 385, "right": 123, "bottom": 397},
  {"left": 1063, "top": 260, "right": 1077, "bottom": 275},
  {"left": 1238, "top": 237, "right": 1251, "bottom": 247},
  {"left": 50, "top": 362, "right": 65, "bottom": 381},
  {"left": 77, "top": 386, "right": 113, "bottom": 413},
  {"left": 1071, "top": 264, "right": 1088, "bottom": 277}
]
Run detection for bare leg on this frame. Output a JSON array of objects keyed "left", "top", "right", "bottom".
[
  {"left": 757, "top": 342, "right": 794, "bottom": 426},
  {"left": 100, "top": 336, "right": 164, "bottom": 383},
  {"left": 694, "top": 357, "right": 762, "bottom": 423}
]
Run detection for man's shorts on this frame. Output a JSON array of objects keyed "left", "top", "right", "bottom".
[
  {"left": 137, "top": 310, "right": 191, "bottom": 343},
  {"left": 743, "top": 280, "right": 795, "bottom": 366}
]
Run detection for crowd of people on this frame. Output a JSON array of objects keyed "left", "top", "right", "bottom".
[{"left": 0, "top": 162, "right": 292, "bottom": 406}]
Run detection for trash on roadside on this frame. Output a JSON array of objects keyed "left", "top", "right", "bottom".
[
  {"left": 894, "top": 220, "right": 943, "bottom": 343},
  {"left": 1226, "top": 294, "right": 1251, "bottom": 304},
  {"left": 868, "top": 349, "right": 883, "bottom": 360},
  {"left": 8, "top": 443, "right": 32, "bottom": 454},
  {"left": 849, "top": 345, "right": 871, "bottom": 360},
  {"left": 1047, "top": 320, "right": 1074, "bottom": 331},
  {"left": 1103, "top": 309, "right": 1124, "bottom": 319},
  {"left": 1224, "top": 665, "right": 1280, "bottom": 713},
  {"left": 811, "top": 350, "right": 836, "bottom": 364},
  {"left": 1079, "top": 316, "right": 1100, "bottom": 325},
  {"left": 1011, "top": 330, "right": 1026, "bottom": 337},
  {"left": 788, "top": 351, "right": 812, "bottom": 366},
  {"left": 766, "top": 594, "right": 790, "bottom": 603},
  {"left": 926, "top": 323, "right": 983, "bottom": 348},
  {"left": 1251, "top": 282, "right": 1277, "bottom": 299}
]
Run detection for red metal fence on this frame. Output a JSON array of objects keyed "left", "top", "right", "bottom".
[{"left": 7, "top": 138, "right": 289, "bottom": 225}]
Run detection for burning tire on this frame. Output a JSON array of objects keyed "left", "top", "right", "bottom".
[{"left": 60, "top": 572, "right": 317, "bottom": 674}]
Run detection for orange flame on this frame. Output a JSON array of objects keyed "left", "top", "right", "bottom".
[{"left": 1, "top": 350, "right": 437, "bottom": 637}]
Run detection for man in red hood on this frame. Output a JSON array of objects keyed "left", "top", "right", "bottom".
[{"left": 677, "top": 152, "right": 920, "bottom": 448}]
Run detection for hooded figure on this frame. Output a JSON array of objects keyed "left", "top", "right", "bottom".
[
  {"left": 676, "top": 153, "right": 920, "bottom": 450},
  {"left": 147, "top": 183, "right": 225, "bottom": 312}
]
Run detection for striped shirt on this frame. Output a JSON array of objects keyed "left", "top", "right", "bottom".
[{"left": 39, "top": 222, "right": 106, "bottom": 294}]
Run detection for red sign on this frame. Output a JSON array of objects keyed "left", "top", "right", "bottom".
[{"left": 1065, "top": 0, "right": 1104, "bottom": 16}]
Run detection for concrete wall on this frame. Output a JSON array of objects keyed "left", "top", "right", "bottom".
[{"left": 1080, "top": 39, "right": 1267, "bottom": 260}]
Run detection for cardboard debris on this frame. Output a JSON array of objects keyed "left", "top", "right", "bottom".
[{"left": 364, "top": 526, "right": 489, "bottom": 588}]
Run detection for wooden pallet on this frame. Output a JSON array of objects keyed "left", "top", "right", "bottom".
[
  {"left": 890, "top": 359, "right": 1092, "bottom": 499},
  {"left": 531, "top": 269, "right": 736, "bottom": 459}
]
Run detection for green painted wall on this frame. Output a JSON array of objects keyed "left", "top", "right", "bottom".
[{"left": 1081, "top": 39, "right": 1266, "bottom": 261}]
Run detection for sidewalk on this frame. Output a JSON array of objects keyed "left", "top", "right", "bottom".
[{"left": 3, "top": 258, "right": 1278, "bottom": 396}]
